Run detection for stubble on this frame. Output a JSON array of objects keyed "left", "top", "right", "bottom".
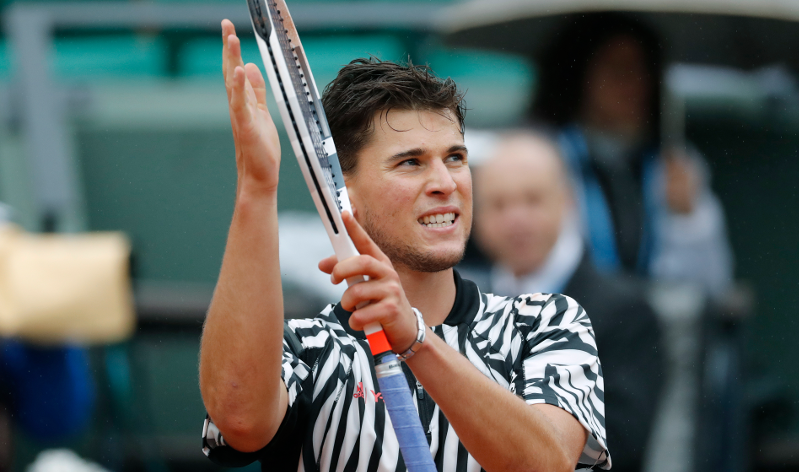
[{"left": 360, "top": 209, "right": 467, "bottom": 273}]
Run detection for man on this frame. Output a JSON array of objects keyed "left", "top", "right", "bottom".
[
  {"left": 469, "top": 131, "right": 663, "bottom": 472},
  {"left": 199, "top": 21, "right": 609, "bottom": 471}
]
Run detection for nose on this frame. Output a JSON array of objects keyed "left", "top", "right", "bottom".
[{"left": 426, "top": 159, "right": 457, "bottom": 196}]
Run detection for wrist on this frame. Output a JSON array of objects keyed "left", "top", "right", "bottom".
[
  {"left": 236, "top": 179, "right": 278, "bottom": 210},
  {"left": 232, "top": 185, "right": 278, "bottom": 224},
  {"left": 238, "top": 178, "right": 279, "bottom": 201},
  {"left": 395, "top": 307, "right": 426, "bottom": 362},
  {"left": 403, "top": 326, "right": 435, "bottom": 369}
]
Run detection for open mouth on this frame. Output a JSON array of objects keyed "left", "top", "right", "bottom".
[{"left": 418, "top": 212, "right": 457, "bottom": 228}]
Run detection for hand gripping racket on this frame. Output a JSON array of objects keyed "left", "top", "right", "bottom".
[{"left": 245, "top": 1, "right": 436, "bottom": 469}]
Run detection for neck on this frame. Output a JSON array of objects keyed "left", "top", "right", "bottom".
[{"left": 396, "top": 267, "right": 457, "bottom": 327}]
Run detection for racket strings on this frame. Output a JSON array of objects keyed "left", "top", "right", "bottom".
[{"left": 267, "top": 1, "right": 341, "bottom": 212}]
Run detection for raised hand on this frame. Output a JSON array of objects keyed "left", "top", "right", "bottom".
[
  {"left": 222, "top": 19, "right": 281, "bottom": 196},
  {"left": 663, "top": 148, "right": 699, "bottom": 214},
  {"left": 318, "top": 211, "right": 419, "bottom": 354}
]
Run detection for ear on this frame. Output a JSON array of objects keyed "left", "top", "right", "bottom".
[{"left": 344, "top": 176, "right": 359, "bottom": 212}]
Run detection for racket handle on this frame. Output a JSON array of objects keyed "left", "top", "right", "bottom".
[
  {"left": 341, "top": 260, "right": 435, "bottom": 470},
  {"left": 376, "top": 354, "right": 436, "bottom": 471}
]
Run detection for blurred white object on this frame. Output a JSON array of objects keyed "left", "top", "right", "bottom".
[
  {"left": 278, "top": 212, "right": 346, "bottom": 303},
  {"left": 643, "top": 282, "right": 706, "bottom": 472},
  {"left": 667, "top": 63, "right": 798, "bottom": 102},
  {"left": 26, "top": 449, "right": 109, "bottom": 472},
  {"left": 463, "top": 129, "right": 500, "bottom": 167}
]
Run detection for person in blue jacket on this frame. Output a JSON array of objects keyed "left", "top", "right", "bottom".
[{"left": 531, "top": 12, "right": 734, "bottom": 298}]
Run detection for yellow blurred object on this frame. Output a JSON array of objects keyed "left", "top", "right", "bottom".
[{"left": 0, "top": 224, "right": 135, "bottom": 344}]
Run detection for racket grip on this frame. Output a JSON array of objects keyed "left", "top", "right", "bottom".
[{"left": 375, "top": 354, "right": 436, "bottom": 472}]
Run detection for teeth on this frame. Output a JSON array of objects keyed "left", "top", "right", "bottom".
[{"left": 418, "top": 212, "right": 456, "bottom": 227}]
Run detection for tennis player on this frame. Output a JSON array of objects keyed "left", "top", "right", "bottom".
[{"left": 199, "top": 20, "right": 610, "bottom": 472}]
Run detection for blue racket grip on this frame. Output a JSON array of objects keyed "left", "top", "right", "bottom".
[{"left": 375, "top": 353, "right": 437, "bottom": 472}]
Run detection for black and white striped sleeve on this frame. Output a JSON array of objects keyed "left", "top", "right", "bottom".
[
  {"left": 516, "top": 293, "right": 611, "bottom": 470},
  {"left": 201, "top": 320, "right": 314, "bottom": 467}
]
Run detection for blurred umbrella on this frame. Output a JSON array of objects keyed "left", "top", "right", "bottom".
[
  {"left": 438, "top": 0, "right": 799, "bottom": 72},
  {"left": 438, "top": 0, "right": 799, "bottom": 145}
]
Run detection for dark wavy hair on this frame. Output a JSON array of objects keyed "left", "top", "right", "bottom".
[
  {"left": 322, "top": 58, "right": 466, "bottom": 175},
  {"left": 530, "top": 12, "right": 664, "bottom": 142}
]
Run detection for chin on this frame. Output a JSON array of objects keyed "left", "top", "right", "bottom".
[{"left": 389, "top": 245, "right": 466, "bottom": 273}]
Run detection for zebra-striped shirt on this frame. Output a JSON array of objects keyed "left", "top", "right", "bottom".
[{"left": 202, "top": 270, "right": 611, "bottom": 471}]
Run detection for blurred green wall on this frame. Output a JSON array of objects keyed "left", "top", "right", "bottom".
[{"left": 689, "top": 112, "right": 799, "bottom": 420}]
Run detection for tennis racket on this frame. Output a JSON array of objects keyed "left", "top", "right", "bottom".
[{"left": 245, "top": 0, "right": 435, "bottom": 470}]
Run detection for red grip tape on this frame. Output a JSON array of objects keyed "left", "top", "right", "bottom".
[{"left": 366, "top": 330, "right": 392, "bottom": 356}]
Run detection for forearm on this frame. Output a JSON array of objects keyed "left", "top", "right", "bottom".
[
  {"left": 199, "top": 188, "right": 286, "bottom": 450},
  {"left": 406, "top": 331, "right": 584, "bottom": 472}
]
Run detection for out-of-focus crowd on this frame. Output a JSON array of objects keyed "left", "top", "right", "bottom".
[{"left": 459, "top": 13, "right": 737, "bottom": 472}]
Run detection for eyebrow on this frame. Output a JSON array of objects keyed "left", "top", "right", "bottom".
[{"left": 387, "top": 144, "right": 469, "bottom": 163}]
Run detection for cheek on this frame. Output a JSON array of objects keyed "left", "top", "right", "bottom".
[
  {"left": 377, "top": 182, "right": 417, "bottom": 219},
  {"left": 542, "top": 208, "right": 564, "bottom": 239},
  {"left": 457, "top": 174, "right": 474, "bottom": 220}
]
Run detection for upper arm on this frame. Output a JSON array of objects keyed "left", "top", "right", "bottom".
[
  {"left": 516, "top": 293, "right": 611, "bottom": 469},
  {"left": 202, "top": 321, "right": 314, "bottom": 465}
]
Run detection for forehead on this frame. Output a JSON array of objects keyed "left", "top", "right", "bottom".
[
  {"left": 363, "top": 108, "right": 464, "bottom": 156},
  {"left": 477, "top": 137, "right": 564, "bottom": 195}
]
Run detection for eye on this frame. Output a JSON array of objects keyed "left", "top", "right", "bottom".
[
  {"left": 446, "top": 153, "right": 466, "bottom": 164},
  {"left": 398, "top": 158, "right": 420, "bottom": 167}
]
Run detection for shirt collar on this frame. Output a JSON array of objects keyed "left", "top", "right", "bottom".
[{"left": 333, "top": 268, "right": 481, "bottom": 339}]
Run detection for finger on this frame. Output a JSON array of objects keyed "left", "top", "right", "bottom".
[
  {"left": 244, "top": 63, "right": 269, "bottom": 111},
  {"left": 347, "top": 297, "right": 395, "bottom": 329},
  {"left": 318, "top": 255, "right": 338, "bottom": 275},
  {"left": 341, "top": 211, "right": 391, "bottom": 265},
  {"left": 230, "top": 66, "right": 254, "bottom": 128},
  {"left": 348, "top": 301, "right": 411, "bottom": 350},
  {"left": 221, "top": 19, "right": 237, "bottom": 42},
  {"left": 225, "top": 34, "right": 246, "bottom": 98},
  {"left": 339, "top": 279, "right": 389, "bottom": 313},
  {"left": 221, "top": 20, "right": 236, "bottom": 78},
  {"left": 330, "top": 254, "right": 393, "bottom": 286}
]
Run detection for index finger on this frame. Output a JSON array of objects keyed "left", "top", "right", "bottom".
[{"left": 342, "top": 211, "right": 392, "bottom": 266}]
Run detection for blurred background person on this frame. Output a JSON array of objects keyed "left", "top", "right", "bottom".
[
  {"left": 531, "top": 13, "right": 734, "bottom": 299},
  {"left": 464, "top": 130, "right": 664, "bottom": 472}
]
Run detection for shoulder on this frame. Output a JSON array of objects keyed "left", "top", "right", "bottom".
[{"left": 478, "top": 291, "right": 591, "bottom": 339}]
